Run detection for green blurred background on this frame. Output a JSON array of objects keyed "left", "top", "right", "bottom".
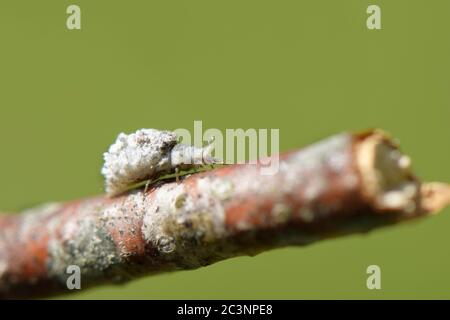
[{"left": 0, "top": 0, "right": 449, "bottom": 299}]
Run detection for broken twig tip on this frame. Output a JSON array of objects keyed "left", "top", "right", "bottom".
[{"left": 420, "top": 182, "right": 450, "bottom": 215}]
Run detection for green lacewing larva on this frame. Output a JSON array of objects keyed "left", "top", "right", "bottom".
[{"left": 102, "top": 129, "right": 217, "bottom": 196}]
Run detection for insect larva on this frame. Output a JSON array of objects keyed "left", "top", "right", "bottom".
[{"left": 101, "top": 129, "right": 217, "bottom": 196}]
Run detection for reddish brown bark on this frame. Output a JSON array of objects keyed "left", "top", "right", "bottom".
[{"left": 0, "top": 130, "right": 448, "bottom": 299}]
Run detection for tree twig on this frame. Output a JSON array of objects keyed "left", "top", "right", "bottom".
[{"left": 0, "top": 130, "right": 448, "bottom": 298}]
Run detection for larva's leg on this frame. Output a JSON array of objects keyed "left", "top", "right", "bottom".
[
  {"left": 175, "top": 167, "right": 180, "bottom": 183},
  {"left": 144, "top": 179, "right": 153, "bottom": 195}
]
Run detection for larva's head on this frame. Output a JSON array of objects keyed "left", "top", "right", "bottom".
[{"left": 170, "top": 141, "right": 219, "bottom": 169}]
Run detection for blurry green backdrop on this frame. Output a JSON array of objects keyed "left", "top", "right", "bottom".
[{"left": 0, "top": 0, "right": 449, "bottom": 299}]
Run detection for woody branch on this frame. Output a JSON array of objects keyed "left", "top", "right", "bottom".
[{"left": 0, "top": 130, "right": 449, "bottom": 298}]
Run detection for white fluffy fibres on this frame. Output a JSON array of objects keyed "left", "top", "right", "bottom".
[{"left": 102, "top": 129, "right": 217, "bottom": 196}]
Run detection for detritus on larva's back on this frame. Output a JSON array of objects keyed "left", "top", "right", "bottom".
[{"left": 102, "top": 129, "right": 217, "bottom": 196}]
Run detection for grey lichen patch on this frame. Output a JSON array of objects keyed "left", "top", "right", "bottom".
[
  {"left": 226, "top": 133, "right": 353, "bottom": 205},
  {"left": 173, "top": 193, "right": 188, "bottom": 210},
  {"left": 211, "top": 179, "right": 234, "bottom": 201},
  {"left": 47, "top": 211, "right": 124, "bottom": 285},
  {"left": 303, "top": 176, "right": 327, "bottom": 201},
  {"left": 161, "top": 212, "right": 218, "bottom": 262},
  {"left": 290, "top": 134, "right": 352, "bottom": 195},
  {"left": 271, "top": 203, "right": 292, "bottom": 224},
  {"left": 19, "top": 202, "right": 64, "bottom": 236},
  {"left": 291, "top": 134, "right": 351, "bottom": 169},
  {"left": 141, "top": 177, "right": 228, "bottom": 269},
  {"left": 156, "top": 235, "right": 176, "bottom": 254}
]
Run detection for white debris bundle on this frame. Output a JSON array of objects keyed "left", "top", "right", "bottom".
[
  {"left": 101, "top": 129, "right": 178, "bottom": 196},
  {"left": 101, "top": 129, "right": 217, "bottom": 196}
]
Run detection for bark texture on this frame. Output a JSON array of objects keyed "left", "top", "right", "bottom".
[{"left": 0, "top": 130, "right": 448, "bottom": 298}]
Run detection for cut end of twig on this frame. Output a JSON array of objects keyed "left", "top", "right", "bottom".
[{"left": 355, "top": 130, "right": 449, "bottom": 218}]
